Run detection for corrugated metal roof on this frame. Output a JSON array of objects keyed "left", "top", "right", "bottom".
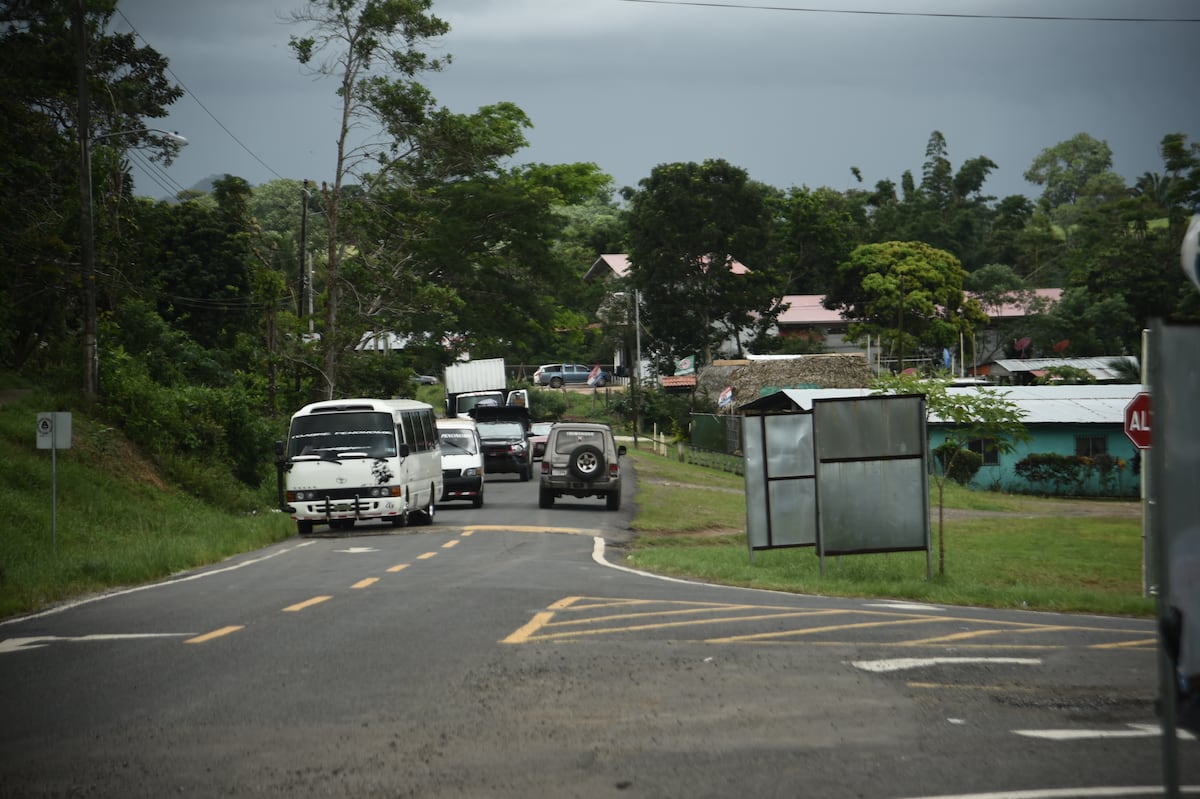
[
  {"left": 740, "top": 384, "right": 1141, "bottom": 425},
  {"left": 991, "top": 356, "right": 1138, "bottom": 381},
  {"left": 776, "top": 288, "right": 1063, "bottom": 326}
]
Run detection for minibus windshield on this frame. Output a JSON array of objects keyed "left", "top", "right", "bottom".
[{"left": 288, "top": 412, "right": 397, "bottom": 459}]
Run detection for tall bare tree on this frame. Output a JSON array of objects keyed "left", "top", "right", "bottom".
[{"left": 288, "top": 0, "right": 449, "bottom": 399}]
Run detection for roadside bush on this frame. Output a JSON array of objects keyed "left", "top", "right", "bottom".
[
  {"left": 101, "top": 347, "right": 276, "bottom": 493},
  {"left": 1014, "top": 453, "right": 1080, "bottom": 494},
  {"left": 611, "top": 386, "right": 712, "bottom": 436},
  {"left": 529, "top": 389, "right": 569, "bottom": 421},
  {"left": 934, "top": 442, "right": 983, "bottom": 486}
]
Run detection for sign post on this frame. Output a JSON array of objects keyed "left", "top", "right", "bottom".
[
  {"left": 37, "top": 412, "right": 72, "bottom": 547},
  {"left": 1124, "top": 391, "right": 1152, "bottom": 450}
]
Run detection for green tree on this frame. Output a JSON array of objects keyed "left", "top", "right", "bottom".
[
  {"left": 825, "top": 241, "right": 987, "bottom": 370},
  {"left": 365, "top": 159, "right": 611, "bottom": 367},
  {"left": 872, "top": 374, "right": 1029, "bottom": 575},
  {"left": 0, "top": 0, "right": 181, "bottom": 389},
  {"left": 288, "top": 0, "right": 451, "bottom": 399},
  {"left": 622, "top": 159, "right": 783, "bottom": 369},
  {"left": 1024, "top": 132, "right": 1116, "bottom": 214},
  {"left": 774, "top": 185, "right": 863, "bottom": 295},
  {"left": 858, "top": 132, "right": 999, "bottom": 271}
]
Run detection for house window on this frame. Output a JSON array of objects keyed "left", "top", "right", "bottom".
[
  {"left": 1075, "top": 435, "right": 1108, "bottom": 458},
  {"left": 967, "top": 438, "right": 999, "bottom": 466}
]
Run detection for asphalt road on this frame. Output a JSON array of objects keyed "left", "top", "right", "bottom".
[{"left": 1, "top": 467, "right": 1195, "bottom": 798}]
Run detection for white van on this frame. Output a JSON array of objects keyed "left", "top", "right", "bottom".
[
  {"left": 435, "top": 417, "right": 485, "bottom": 507},
  {"left": 282, "top": 398, "right": 443, "bottom": 534}
]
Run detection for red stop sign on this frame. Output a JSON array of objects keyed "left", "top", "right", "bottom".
[{"left": 1124, "top": 391, "right": 1152, "bottom": 450}]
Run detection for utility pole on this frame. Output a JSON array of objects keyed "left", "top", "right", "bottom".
[
  {"left": 299, "top": 179, "right": 309, "bottom": 320},
  {"left": 75, "top": 0, "right": 97, "bottom": 401},
  {"left": 632, "top": 290, "right": 642, "bottom": 449},
  {"left": 897, "top": 272, "right": 905, "bottom": 374}
]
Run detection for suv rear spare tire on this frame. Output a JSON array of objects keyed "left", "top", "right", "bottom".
[{"left": 569, "top": 444, "right": 605, "bottom": 480}]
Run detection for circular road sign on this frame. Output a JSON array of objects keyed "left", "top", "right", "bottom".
[{"left": 1123, "top": 391, "right": 1152, "bottom": 450}]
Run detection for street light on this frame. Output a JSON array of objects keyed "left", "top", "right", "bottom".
[{"left": 78, "top": 126, "right": 187, "bottom": 400}]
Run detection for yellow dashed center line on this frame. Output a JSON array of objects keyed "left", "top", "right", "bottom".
[
  {"left": 418, "top": 551, "right": 438, "bottom": 560},
  {"left": 352, "top": 577, "right": 379, "bottom": 589},
  {"left": 185, "top": 626, "right": 244, "bottom": 644},
  {"left": 442, "top": 540, "right": 459, "bottom": 549},
  {"left": 388, "top": 564, "right": 410, "bottom": 573},
  {"left": 284, "top": 596, "right": 332, "bottom": 612}
]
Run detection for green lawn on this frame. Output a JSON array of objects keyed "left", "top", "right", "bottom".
[{"left": 622, "top": 445, "right": 1153, "bottom": 618}]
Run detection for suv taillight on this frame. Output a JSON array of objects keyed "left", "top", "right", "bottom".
[{"left": 608, "top": 463, "right": 619, "bottom": 477}]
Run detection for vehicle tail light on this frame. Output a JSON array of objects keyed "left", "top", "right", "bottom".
[{"left": 608, "top": 463, "right": 619, "bottom": 477}]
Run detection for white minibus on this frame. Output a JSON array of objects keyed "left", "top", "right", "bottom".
[
  {"left": 282, "top": 398, "right": 443, "bottom": 535},
  {"left": 435, "top": 417, "right": 485, "bottom": 507}
]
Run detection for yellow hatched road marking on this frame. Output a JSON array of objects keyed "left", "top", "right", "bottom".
[
  {"left": 502, "top": 611, "right": 556, "bottom": 644},
  {"left": 900, "top": 625, "right": 1076, "bottom": 646},
  {"left": 185, "top": 626, "right": 244, "bottom": 644},
  {"left": 1091, "top": 637, "right": 1157, "bottom": 650},
  {"left": 283, "top": 596, "right": 332, "bottom": 612},
  {"left": 707, "top": 616, "right": 950, "bottom": 644},
  {"left": 502, "top": 596, "right": 1158, "bottom": 650}
]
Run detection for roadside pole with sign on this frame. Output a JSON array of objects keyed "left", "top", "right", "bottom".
[
  {"left": 36, "top": 412, "right": 72, "bottom": 547},
  {"left": 1125, "top": 385, "right": 1152, "bottom": 597}
]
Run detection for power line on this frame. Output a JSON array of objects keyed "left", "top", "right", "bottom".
[
  {"left": 125, "top": 148, "right": 188, "bottom": 197},
  {"left": 114, "top": 8, "right": 285, "bottom": 182},
  {"left": 616, "top": 0, "right": 1200, "bottom": 23}
]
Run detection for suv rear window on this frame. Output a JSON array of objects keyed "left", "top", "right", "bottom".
[{"left": 552, "top": 429, "right": 605, "bottom": 453}]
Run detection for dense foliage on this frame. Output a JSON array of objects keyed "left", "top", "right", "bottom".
[{"left": 2, "top": 2, "right": 1198, "bottom": 499}]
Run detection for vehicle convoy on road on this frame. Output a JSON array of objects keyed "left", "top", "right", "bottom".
[
  {"left": 443, "top": 358, "right": 527, "bottom": 418},
  {"left": 278, "top": 398, "right": 442, "bottom": 534},
  {"left": 539, "top": 421, "right": 626, "bottom": 509},
  {"left": 474, "top": 404, "right": 534, "bottom": 481},
  {"left": 532, "top": 362, "right": 611, "bottom": 388},
  {"left": 436, "top": 417, "right": 484, "bottom": 507}
]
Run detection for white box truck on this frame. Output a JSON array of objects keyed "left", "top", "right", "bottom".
[{"left": 443, "top": 358, "right": 526, "bottom": 417}]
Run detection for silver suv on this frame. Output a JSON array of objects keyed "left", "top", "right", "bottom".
[{"left": 538, "top": 423, "right": 626, "bottom": 510}]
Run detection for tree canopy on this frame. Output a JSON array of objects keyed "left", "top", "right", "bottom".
[{"left": 622, "top": 159, "right": 784, "bottom": 369}]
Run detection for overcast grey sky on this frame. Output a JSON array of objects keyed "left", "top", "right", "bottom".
[{"left": 114, "top": 0, "right": 1200, "bottom": 203}]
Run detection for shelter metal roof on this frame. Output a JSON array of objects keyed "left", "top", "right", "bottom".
[{"left": 990, "top": 356, "right": 1138, "bottom": 382}]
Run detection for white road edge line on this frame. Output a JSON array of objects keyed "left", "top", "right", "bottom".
[
  {"left": 853, "top": 657, "right": 1043, "bottom": 673},
  {"left": 894, "top": 787, "right": 1200, "bottom": 799}
]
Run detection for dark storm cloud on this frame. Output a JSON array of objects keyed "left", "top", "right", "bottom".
[{"left": 115, "top": 0, "right": 1200, "bottom": 200}]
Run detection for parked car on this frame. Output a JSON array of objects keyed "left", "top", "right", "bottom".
[
  {"left": 539, "top": 422, "right": 626, "bottom": 510},
  {"left": 473, "top": 405, "right": 534, "bottom": 481},
  {"left": 435, "top": 417, "right": 484, "bottom": 507},
  {"left": 532, "top": 363, "right": 611, "bottom": 388},
  {"left": 530, "top": 421, "right": 555, "bottom": 461}
]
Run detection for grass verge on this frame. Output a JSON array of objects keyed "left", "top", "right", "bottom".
[
  {"left": 623, "top": 445, "right": 1154, "bottom": 618},
  {"left": 0, "top": 390, "right": 293, "bottom": 619}
]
